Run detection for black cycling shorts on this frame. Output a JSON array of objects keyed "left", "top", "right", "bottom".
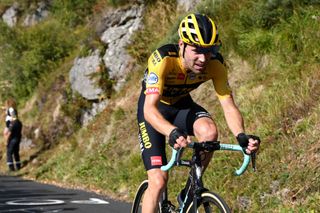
[{"left": 137, "top": 87, "right": 212, "bottom": 171}]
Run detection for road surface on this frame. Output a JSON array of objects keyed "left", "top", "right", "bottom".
[{"left": 0, "top": 175, "right": 132, "bottom": 212}]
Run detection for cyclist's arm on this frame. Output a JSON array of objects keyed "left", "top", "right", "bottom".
[
  {"left": 144, "top": 93, "right": 176, "bottom": 137},
  {"left": 210, "top": 58, "right": 244, "bottom": 136},
  {"left": 219, "top": 96, "right": 245, "bottom": 137},
  {"left": 220, "top": 95, "right": 260, "bottom": 154}
]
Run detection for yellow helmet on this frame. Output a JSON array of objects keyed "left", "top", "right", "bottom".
[{"left": 178, "top": 13, "right": 219, "bottom": 47}]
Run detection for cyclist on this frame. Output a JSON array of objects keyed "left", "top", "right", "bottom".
[{"left": 137, "top": 13, "right": 260, "bottom": 213}]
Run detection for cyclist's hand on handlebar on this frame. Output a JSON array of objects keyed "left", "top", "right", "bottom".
[
  {"left": 247, "top": 136, "right": 260, "bottom": 154},
  {"left": 236, "top": 133, "right": 261, "bottom": 155},
  {"left": 169, "top": 127, "right": 190, "bottom": 149}
]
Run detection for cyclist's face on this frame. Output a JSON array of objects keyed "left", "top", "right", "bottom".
[{"left": 180, "top": 41, "right": 212, "bottom": 73}]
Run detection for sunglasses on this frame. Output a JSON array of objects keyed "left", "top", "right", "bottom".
[{"left": 194, "top": 44, "right": 221, "bottom": 54}]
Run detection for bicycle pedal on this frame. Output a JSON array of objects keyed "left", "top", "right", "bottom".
[{"left": 162, "top": 200, "right": 178, "bottom": 213}]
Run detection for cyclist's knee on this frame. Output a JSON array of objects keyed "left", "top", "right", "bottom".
[
  {"left": 147, "top": 169, "right": 168, "bottom": 192},
  {"left": 194, "top": 119, "right": 218, "bottom": 141}
]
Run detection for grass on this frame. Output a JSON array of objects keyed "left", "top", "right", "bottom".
[{"left": 0, "top": 0, "right": 319, "bottom": 212}]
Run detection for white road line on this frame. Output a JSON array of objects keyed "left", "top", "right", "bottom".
[
  {"left": 6, "top": 199, "right": 65, "bottom": 205},
  {"left": 70, "top": 198, "right": 109, "bottom": 204}
]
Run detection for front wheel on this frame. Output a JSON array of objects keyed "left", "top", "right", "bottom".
[
  {"left": 131, "top": 180, "right": 148, "bottom": 213},
  {"left": 131, "top": 180, "right": 163, "bottom": 213},
  {"left": 186, "top": 191, "right": 231, "bottom": 213}
]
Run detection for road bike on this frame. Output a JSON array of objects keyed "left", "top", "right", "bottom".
[{"left": 131, "top": 141, "right": 255, "bottom": 213}]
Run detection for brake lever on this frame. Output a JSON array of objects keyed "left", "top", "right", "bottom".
[
  {"left": 175, "top": 148, "right": 184, "bottom": 166},
  {"left": 251, "top": 153, "right": 256, "bottom": 172}
]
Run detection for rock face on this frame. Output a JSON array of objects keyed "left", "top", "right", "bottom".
[
  {"left": 23, "top": 1, "right": 49, "bottom": 27},
  {"left": 69, "top": 50, "right": 103, "bottom": 101},
  {"left": 81, "top": 99, "right": 109, "bottom": 126},
  {"left": 69, "top": 4, "right": 144, "bottom": 100},
  {"left": 68, "top": 3, "right": 144, "bottom": 125},
  {"left": 100, "top": 4, "right": 144, "bottom": 90},
  {"left": 2, "top": 3, "right": 19, "bottom": 27},
  {"left": 2, "top": 1, "right": 50, "bottom": 27},
  {"left": 177, "top": 0, "right": 201, "bottom": 12}
]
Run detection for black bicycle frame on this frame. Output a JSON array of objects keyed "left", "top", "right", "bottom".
[
  {"left": 190, "top": 145, "right": 210, "bottom": 212},
  {"left": 175, "top": 146, "right": 210, "bottom": 212}
]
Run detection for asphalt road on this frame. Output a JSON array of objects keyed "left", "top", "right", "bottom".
[{"left": 0, "top": 175, "right": 132, "bottom": 213}]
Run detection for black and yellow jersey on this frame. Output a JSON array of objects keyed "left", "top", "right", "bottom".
[{"left": 143, "top": 44, "right": 232, "bottom": 105}]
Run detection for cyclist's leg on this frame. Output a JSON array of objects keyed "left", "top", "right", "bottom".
[
  {"left": 137, "top": 122, "right": 168, "bottom": 212},
  {"left": 193, "top": 117, "right": 218, "bottom": 141},
  {"left": 137, "top": 121, "right": 168, "bottom": 212},
  {"left": 137, "top": 90, "right": 174, "bottom": 213},
  {"left": 173, "top": 101, "right": 217, "bottom": 207},
  {"left": 174, "top": 101, "right": 218, "bottom": 169},
  {"left": 142, "top": 169, "right": 168, "bottom": 213},
  {"left": 193, "top": 116, "right": 218, "bottom": 170}
]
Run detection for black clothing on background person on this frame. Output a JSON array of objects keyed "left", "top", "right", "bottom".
[
  {"left": 5, "top": 107, "right": 18, "bottom": 128},
  {"left": 6, "top": 118, "right": 23, "bottom": 171}
]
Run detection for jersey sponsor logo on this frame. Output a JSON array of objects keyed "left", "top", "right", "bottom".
[
  {"left": 177, "top": 73, "right": 185, "bottom": 80},
  {"left": 151, "top": 51, "right": 162, "bottom": 65},
  {"left": 153, "top": 51, "right": 161, "bottom": 63},
  {"left": 146, "top": 87, "right": 160, "bottom": 94},
  {"left": 151, "top": 156, "right": 162, "bottom": 166},
  {"left": 162, "top": 82, "right": 202, "bottom": 97},
  {"left": 163, "top": 87, "right": 194, "bottom": 97},
  {"left": 188, "top": 72, "right": 196, "bottom": 80},
  {"left": 139, "top": 122, "right": 152, "bottom": 149},
  {"left": 166, "top": 76, "right": 176, "bottom": 80},
  {"left": 195, "top": 111, "right": 212, "bottom": 119},
  {"left": 138, "top": 134, "right": 144, "bottom": 152},
  {"left": 197, "top": 76, "right": 205, "bottom": 80},
  {"left": 152, "top": 58, "right": 157, "bottom": 66},
  {"left": 168, "top": 51, "right": 177, "bottom": 56},
  {"left": 147, "top": 72, "right": 158, "bottom": 85}
]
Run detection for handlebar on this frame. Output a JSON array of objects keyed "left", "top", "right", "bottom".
[{"left": 161, "top": 141, "right": 251, "bottom": 176}]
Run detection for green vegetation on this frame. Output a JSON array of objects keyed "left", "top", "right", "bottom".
[
  {"left": 0, "top": 20, "right": 77, "bottom": 102},
  {"left": 128, "top": 0, "right": 178, "bottom": 63},
  {"left": 0, "top": 0, "right": 319, "bottom": 212},
  {"left": 51, "top": 0, "right": 98, "bottom": 27},
  {"left": 0, "top": 0, "right": 115, "bottom": 104}
]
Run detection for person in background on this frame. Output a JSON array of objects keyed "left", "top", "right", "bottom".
[
  {"left": 3, "top": 98, "right": 17, "bottom": 137},
  {"left": 4, "top": 107, "right": 23, "bottom": 171}
]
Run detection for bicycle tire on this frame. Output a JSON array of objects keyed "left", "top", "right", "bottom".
[
  {"left": 131, "top": 180, "right": 162, "bottom": 213},
  {"left": 131, "top": 180, "right": 148, "bottom": 213},
  {"left": 185, "top": 191, "right": 231, "bottom": 213}
]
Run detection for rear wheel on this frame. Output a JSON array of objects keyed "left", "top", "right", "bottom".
[{"left": 186, "top": 191, "right": 231, "bottom": 213}]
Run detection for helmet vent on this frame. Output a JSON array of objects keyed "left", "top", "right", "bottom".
[
  {"left": 192, "top": 34, "right": 199, "bottom": 42},
  {"left": 182, "top": 31, "right": 188, "bottom": 39}
]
